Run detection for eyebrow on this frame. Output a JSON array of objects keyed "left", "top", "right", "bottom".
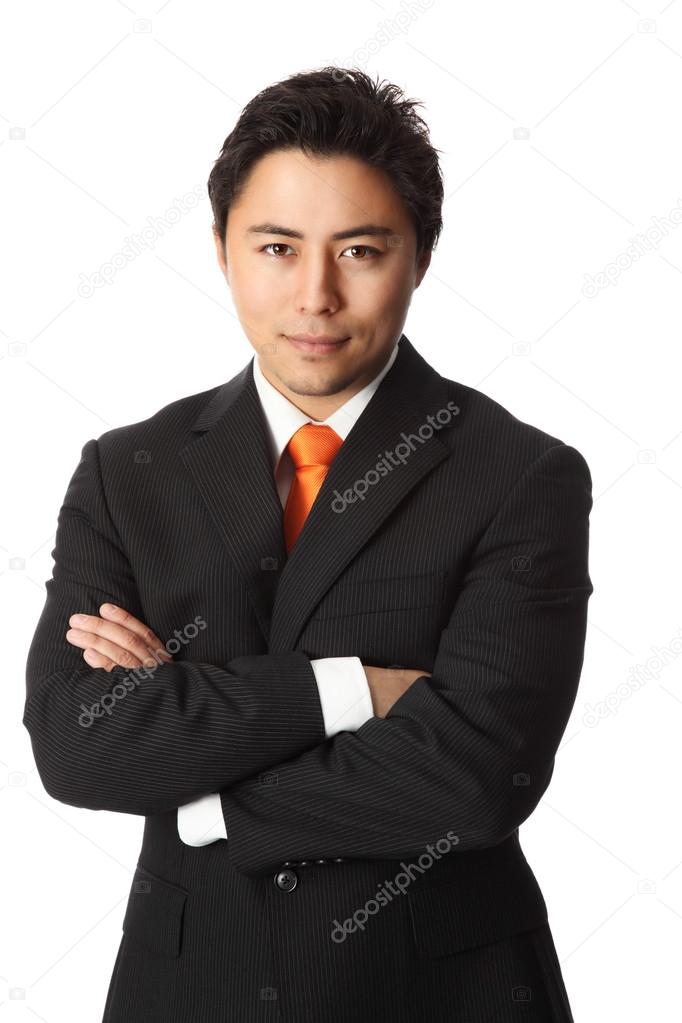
[{"left": 246, "top": 222, "right": 396, "bottom": 241}]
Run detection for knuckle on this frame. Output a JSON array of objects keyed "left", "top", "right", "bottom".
[{"left": 118, "top": 648, "right": 137, "bottom": 669}]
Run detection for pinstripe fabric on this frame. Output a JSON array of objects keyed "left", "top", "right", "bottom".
[{"left": 23, "top": 334, "right": 591, "bottom": 1021}]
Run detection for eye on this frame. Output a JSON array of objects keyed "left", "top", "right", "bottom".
[
  {"left": 259, "top": 243, "right": 382, "bottom": 259},
  {"left": 342, "top": 245, "right": 381, "bottom": 259},
  {"left": 261, "top": 243, "right": 295, "bottom": 257}
]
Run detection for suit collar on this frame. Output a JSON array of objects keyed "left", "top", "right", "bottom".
[{"left": 180, "top": 334, "right": 458, "bottom": 651}]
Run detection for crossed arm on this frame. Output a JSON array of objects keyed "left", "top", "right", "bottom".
[
  {"left": 24, "top": 437, "right": 592, "bottom": 876},
  {"left": 62, "top": 605, "right": 425, "bottom": 723},
  {"left": 23, "top": 438, "right": 425, "bottom": 817},
  {"left": 60, "top": 603, "right": 428, "bottom": 847},
  {"left": 211, "top": 443, "right": 593, "bottom": 876}
]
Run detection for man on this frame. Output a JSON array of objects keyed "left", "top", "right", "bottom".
[{"left": 24, "top": 67, "right": 592, "bottom": 1022}]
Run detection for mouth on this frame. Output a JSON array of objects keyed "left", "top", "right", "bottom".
[{"left": 286, "top": 335, "right": 350, "bottom": 355}]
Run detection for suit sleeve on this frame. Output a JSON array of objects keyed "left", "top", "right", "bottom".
[
  {"left": 22, "top": 438, "right": 327, "bottom": 816},
  {"left": 218, "top": 443, "right": 594, "bottom": 877},
  {"left": 176, "top": 657, "right": 373, "bottom": 846}
]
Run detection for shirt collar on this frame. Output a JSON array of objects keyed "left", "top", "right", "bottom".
[{"left": 252, "top": 339, "right": 400, "bottom": 473}]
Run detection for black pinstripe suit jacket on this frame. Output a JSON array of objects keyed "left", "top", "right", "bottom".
[{"left": 23, "top": 334, "right": 593, "bottom": 1022}]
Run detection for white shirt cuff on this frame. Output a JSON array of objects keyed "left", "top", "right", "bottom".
[
  {"left": 177, "top": 657, "right": 373, "bottom": 845},
  {"left": 177, "top": 792, "right": 226, "bottom": 846},
  {"left": 310, "top": 656, "right": 374, "bottom": 738}
]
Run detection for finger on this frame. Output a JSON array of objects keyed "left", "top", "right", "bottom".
[
  {"left": 67, "top": 609, "right": 167, "bottom": 663},
  {"left": 67, "top": 615, "right": 170, "bottom": 666},
  {"left": 66, "top": 628, "right": 155, "bottom": 670},
  {"left": 66, "top": 625, "right": 147, "bottom": 666},
  {"left": 83, "top": 647, "right": 117, "bottom": 672},
  {"left": 98, "top": 604, "right": 170, "bottom": 660}
]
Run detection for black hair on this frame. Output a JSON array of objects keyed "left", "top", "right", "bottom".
[{"left": 207, "top": 66, "right": 444, "bottom": 259}]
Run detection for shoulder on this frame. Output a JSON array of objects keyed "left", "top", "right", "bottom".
[
  {"left": 438, "top": 373, "right": 591, "bottom": 487},
  {"left": 94, "top": 381, "right": 225, "bottom": 458}
]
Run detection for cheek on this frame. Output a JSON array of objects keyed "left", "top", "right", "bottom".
[
  {"left": 350, "top": 266, "right": 410, "bottom": 311},
  {"left": 229, "top": 265, "right": 280, "bottom": 313}
]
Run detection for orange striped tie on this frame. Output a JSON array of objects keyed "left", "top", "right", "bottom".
[{"left": 283, "top": 423, "right": 343, "bottom": 553}]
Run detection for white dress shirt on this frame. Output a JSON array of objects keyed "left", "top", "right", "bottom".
[{"left": 177, "top": 337, "right": 401, "bottom": 846}]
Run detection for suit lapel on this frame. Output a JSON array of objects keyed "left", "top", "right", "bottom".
[
  {"left": 179, "top": 336, "right": 459, "bottom": 651},
  {"left": 179, "top": 362, "right": 288, "bottom": 644},
  {"left": 269, "top": 336, "right": 455, "bottom": 652}
]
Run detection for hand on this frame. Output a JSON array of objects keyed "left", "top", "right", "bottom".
[
  {"left": 65, "top": 603, "right": 173, "bottom": 672},
  {"left": 362, "top": 664, "right": 432, "bottom": 718}
]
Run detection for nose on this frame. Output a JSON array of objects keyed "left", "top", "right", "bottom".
[{"left": 293, "top": 251, "right": 341, "bottom": 316}]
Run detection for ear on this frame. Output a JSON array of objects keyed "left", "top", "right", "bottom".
[
  {"left": 415, "top": 247, "right": 432, "bottom": 288},
  {"left": 212, "top": 224, "right": 229, "bottom": 283}
]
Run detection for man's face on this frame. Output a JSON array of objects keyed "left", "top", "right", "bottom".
[{"left": 212, "top": 147, "right": 431, "bottom": 419}]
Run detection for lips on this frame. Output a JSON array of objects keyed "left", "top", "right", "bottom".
[{"left": 287, "top": 335, "right": 350, "bottom": 354}]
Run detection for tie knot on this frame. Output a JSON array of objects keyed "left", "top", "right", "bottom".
[{"left": 286, "top": 423, "right": 343, "bottom": 470}]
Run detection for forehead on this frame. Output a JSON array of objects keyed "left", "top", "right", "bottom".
[{"left": 231, "top": 148, "right": 410, "bottom": 227}]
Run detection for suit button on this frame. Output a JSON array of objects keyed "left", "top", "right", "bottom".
[
  {"left": 315, "top": 859, "right": 326, "bottom": 864},
  {"left": 274, "top": 868, "right": 298, "bottom": 892}
]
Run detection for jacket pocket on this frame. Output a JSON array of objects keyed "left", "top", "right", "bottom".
[
  {"left": 311, "top": 569, "right": 449, "bottom": 620},
  {"left": 406, "top": 851, "right": 548, "bottom": 957},
  {"left": 122, "top": 862, "right": 188, "bottom": 958}
]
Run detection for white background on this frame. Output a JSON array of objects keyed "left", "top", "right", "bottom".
[{"left": 2, "top": 0, "right": 681, "bottom": 1019}]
